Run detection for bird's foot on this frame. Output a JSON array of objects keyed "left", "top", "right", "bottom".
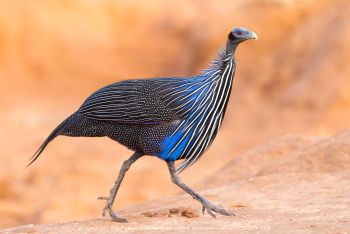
[
  {"left": 201, "top": 200, "right": 235, "bottom": 218},
  {"left": 98, "top": 196, "right": 128, "bottom": 222}
]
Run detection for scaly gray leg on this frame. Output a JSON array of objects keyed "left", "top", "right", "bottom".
[
  {"left": 98, "top": 152, "right": 144, "bottom": 222},
  {"left": 167, "top": 161, "right": 235, "bottom": 218}
]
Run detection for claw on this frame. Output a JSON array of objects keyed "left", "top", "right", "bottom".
[
  {"left": 201, "top": 200, "right": 235, "bottom": 218},
  {"left": 207, "top": 208, "right": 216, "bottom": 218},
  {"left": 109, "top": 209, "right": 128, "bottom": 222}
]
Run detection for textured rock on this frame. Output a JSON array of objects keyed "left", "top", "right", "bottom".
[{"left": 2, "top": 129, "right": 350, "bottom": 233}]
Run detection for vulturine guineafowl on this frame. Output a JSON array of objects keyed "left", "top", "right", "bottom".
[{"left": 29, "top": 27, "right": 258, "bottom": 222}]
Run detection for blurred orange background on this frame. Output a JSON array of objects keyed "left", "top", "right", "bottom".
[{"left": 0, "top": 0, "right": 349, "bottom": 228}]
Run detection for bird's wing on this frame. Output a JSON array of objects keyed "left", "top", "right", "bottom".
[{"left": 78, "top": 79, "right": 185, "bottom": 124}]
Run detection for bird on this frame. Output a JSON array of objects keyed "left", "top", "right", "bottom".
[{"left": 28, "top": 27, "right": 258, "bottom": 222}]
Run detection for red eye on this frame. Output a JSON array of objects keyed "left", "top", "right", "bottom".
[{"left": 236, "top": 31, "right": 242, "bottom": 35}]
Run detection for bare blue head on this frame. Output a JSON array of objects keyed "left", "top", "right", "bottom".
[
  {"left": 228, "top": 27, "right": 258, "bottom": 44},
  {"left": 224, "top": 27, "right": 257, "bottom": 55}
]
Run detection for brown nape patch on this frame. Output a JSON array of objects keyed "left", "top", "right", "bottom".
[
  {"left": 228, "top": 32, "right": 236, "bottom": 41},
  {"left": 142, "top": 207, "right": 199, "bottom": 218}
]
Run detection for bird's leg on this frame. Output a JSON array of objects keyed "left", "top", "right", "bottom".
[
  {"left": 98, "top": 152, "right": 144, "bottom": 222},
  {"left": 167, "top": 161, "right": 235, "bottom": 218}
]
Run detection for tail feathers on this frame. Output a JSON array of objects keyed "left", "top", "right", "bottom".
[{"left": 26, "top": 118, "right": 67, "bottom": 167}]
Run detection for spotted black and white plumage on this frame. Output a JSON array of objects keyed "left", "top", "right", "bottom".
[{"left": 29, "top": 27, "right": 258, "bottom": 222}]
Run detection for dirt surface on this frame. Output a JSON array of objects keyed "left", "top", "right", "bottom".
[
  {"left": 2, "top": 129, "right": 350, "bottom": 233},
  {"left": 0, "top": 0, "right": 350, "bottom": 229}
]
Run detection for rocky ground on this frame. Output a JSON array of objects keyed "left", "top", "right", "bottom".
[
  {"left": 0, "top": 0, "right": 349, "bottom": 232},
  {"left": 2, "top": 129, "right": 350, "bottom": 233}
]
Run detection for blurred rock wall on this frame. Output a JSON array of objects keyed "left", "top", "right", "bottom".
[{"left": 0, "top": 0, "right": 349, "bottom": 228}]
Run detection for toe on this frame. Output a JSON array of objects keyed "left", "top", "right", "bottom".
[
  {"left": 206, "top": 208, "right": 216, "bottom": 218},
  {"left": 216, "top": 207, "right": 235, "bottom": 216},
  {"left": 109, "top": 209, "right": 128, "bottom": 222}
]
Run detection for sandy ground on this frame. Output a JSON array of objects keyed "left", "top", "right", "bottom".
[{"left": 0, "top": 0, "right": 349, "bottom": 230}]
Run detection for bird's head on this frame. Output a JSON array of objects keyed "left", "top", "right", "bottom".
[{"left": 228, "top": 27, "right": 258, "bottom": 44}]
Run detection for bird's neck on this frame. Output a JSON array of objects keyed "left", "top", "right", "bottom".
[
  {"left": 200, "top": 42, "right": 236, "bottom": 82},
  {"left": 225, "top": 41, "right": 239, "bottom": 57}
]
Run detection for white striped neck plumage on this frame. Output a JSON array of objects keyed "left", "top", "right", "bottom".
[{"left": 170, "top": 27, "right": 258, "bottom": 173}]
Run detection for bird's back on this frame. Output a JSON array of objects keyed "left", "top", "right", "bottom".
[{"left": 72, "top": 77, "right": 189, "bottom": 155}]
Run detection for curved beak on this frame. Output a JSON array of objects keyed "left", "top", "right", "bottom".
[{"left": 248, "top": 31, "right": 258, "bottom": 40}]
